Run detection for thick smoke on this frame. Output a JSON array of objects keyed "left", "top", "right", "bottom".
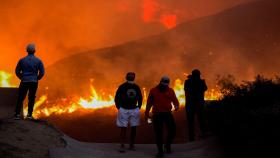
[
  {"left": 42, "top": 0, "right": 280, "bottom": 101},
  {"left": 0, "top": 0, "right": 254, "bottom": 72}
]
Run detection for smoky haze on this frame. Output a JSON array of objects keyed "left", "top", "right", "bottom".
[
  {"left": 0, "top": 0, "right": 254, "bottom": 72},
  {"left": 42, "top": 0, "right": 280, "bottom": 100}
]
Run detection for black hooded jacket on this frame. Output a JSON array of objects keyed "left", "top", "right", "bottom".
[
  {"left": 115, "top": 82, "right": 143, "bottom": 109},
  {"left": 184, "top": 77, "right": 207, "bottom": 104}
]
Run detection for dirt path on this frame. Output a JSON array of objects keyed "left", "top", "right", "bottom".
[{"left": 50, "top": 135, "right": 223, "bottom": 158}]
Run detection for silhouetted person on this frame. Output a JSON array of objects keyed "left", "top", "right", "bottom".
[
  {"left": 184, "top": 69, "right": 207, "bottom": 141},
  {"left": 115, "top": 72, "right": 143, "bottom": 152},
  {"left": 145, "top": 76, "right": 179, "bottom": 158},
  {"left": 14, "top": 44, "right": 45, "bottom": 120}
]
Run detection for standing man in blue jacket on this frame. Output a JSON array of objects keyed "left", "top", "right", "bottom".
[{"left": 14, "top": 43, "right": 45, "bottom": 120}]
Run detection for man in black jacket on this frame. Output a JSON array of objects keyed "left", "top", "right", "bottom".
[
  {"left": 115, "top": 72, "right": 143, "bottom": 152},
  {"left": 184, "top": 69, "right": 207, "bottom": 141}
]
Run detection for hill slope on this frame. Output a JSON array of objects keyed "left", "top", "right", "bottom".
[{"left": 43, "top": 0, "right": 280, "bottom": 98}]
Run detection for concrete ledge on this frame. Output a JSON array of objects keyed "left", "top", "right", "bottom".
[{"left": 0, "top": 88, "right": 18, "bottom": 119}]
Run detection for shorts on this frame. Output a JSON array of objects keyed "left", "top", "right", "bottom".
[{"left": 116, "top": 107, "right": 141, "bottom": 127}]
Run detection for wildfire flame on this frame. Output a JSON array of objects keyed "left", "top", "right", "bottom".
[
  {"left": 173, "top": 79, "right": 185, "bottom": 105},
  {"left": 142, "top": 0, "right": 177, "bottom": 29},
  {"left": 160, "top": 13, "right": 177, "bottom": 29},
  {"left": 23, "top": 95, "right": 48, "bottom": 117},
  {"left": 32, "top": 85, "right": 117, "bottom": 118},
  {"left": 32, "top": 79, "right": 221, "bottom": 118},
  {"left": 0, "top": 70, "right": 221, "bottom": 119},
  {"left": 0, "top": 71, "right": 17, "bottom": 87},
  {"left": 78, "top": 85, "right": 115, "bottom": 109}
]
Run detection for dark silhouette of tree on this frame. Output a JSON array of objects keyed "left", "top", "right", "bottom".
[{"left": 208, "top": 75, "right": 280, "bottom": 158}]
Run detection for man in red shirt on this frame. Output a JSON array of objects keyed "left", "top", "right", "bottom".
[{"left": 145, "top": 76, "right": 179, "bottom": 158}]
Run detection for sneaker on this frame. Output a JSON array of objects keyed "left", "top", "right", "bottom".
[
  {"left": 118, "top": 144, "right": 125, "bottom": 153},
  {"left": 128, "top": 144, "right": 136, "bottom": 151},
  {"left": 13, "top": 114, "right": 20, "bottom": 120},
  {"left": 26, "top": 114, "right": 34, "bottom": 120}
]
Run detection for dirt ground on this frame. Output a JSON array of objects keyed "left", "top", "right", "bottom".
[{"left": 0, "top": 119, "right": 65, "bottom": 158}]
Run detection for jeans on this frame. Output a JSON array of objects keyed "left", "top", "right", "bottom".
[
  {"left": 15, "top": 82, "right": 38, "bottom": 116},
  {"left": 152, "top": 112, "right": 176, "bottom": 153},
  {"left": 186, "top": 102, "right": 206, "bottom": 141}
]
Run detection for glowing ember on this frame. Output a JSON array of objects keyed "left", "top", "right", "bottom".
[{"left": 0, "top": 71, "right": 17, "bottom": 87}]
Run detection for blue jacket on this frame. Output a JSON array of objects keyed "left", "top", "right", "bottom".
[{"left": 15, "top": 54, "right": 45, "bottom": 82}]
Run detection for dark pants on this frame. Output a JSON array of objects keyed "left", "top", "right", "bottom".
[
  {"left": 186, "top": 102, "right": 206, "bottom": 141},
  {"left": 15, "top": 82, "right": 38, "bottom": 116},
  {"left": 152, "top": 112, "right": 176, "bottom": 153}
]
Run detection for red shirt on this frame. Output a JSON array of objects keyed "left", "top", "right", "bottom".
[{"left": 147, "top": 86, "right": 179, "bottom": 113}]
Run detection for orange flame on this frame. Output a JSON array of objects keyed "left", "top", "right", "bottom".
[
  {"left": 32, "top": 79, "right": 221, "bottom": 118},
  {"left": 78, "top": 85, "right": 115, "bottom": 109},
  {"left": 160, "top": 13, "right": 177, "bottom": 29},
  {"left": 173, "top": 79, "right": 222, "bottom": 104},
  {"left": 0, "top": 71, "right": 17, "bottom": 87},
  {"left": 142, "top": 0, "right": 160, "bottom": 22},
  {"left": 24, "top": 95, "right": 48, "bottom": 117},
  {"left": 173, "top": 79, "right": 185, "bottom": 105},
  {"left": 142, "top": 0, "right": 177, "bottom": 29}
]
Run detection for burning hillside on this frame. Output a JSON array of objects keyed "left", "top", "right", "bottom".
[
  {"left": 43, "top": 0, "right": 280, "bottom": 102},
  {"left": 2, "top": 0, "right": 279, "bottom": 120},
  {"left": 0, "top": 71, "right": 220, "bottom": 119},
  {"left": 1, "top": 0, "right": 279, "bottom": 143},
  {"left": 32, "top": 78, "right": 220, "bottom": 119}
]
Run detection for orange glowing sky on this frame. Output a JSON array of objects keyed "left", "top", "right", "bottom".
[{"left": 0, "top": 0, "right": 254, "bottom": 71}]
